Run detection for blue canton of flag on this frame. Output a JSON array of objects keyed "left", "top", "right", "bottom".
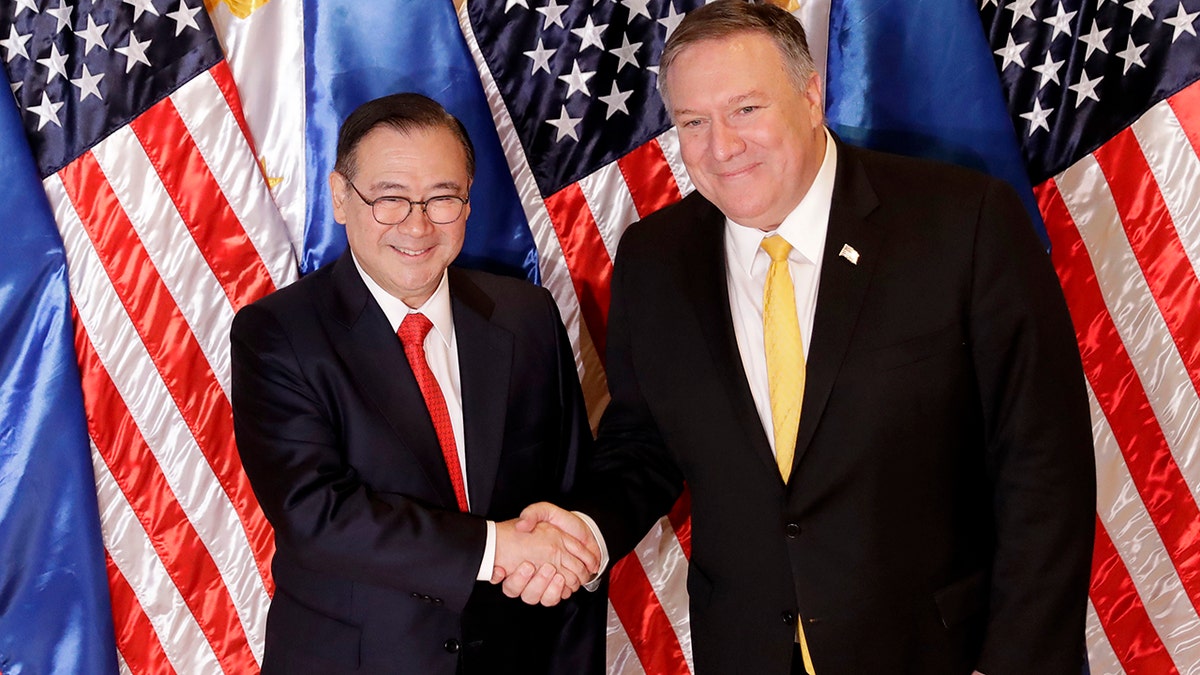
[
  {"left": 468, "top": 0, "right": 704, "bottom": 195},
  {"left": 983, "top": 0, "right": 1200, "bottom": 181},
  {"left": 3, "top": 0, "right": 221, "bottom": 176}
]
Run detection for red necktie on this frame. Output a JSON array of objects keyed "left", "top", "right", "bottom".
[{"left": 397, "top": 313, "right": 469, "bottom": 512}]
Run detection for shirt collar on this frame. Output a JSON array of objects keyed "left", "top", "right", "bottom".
[
  {"left": 726, "top": 127, "right": 838, "bottom": 275},
  {"left": 351, "top": 254, "right": 455, "bottom": 348}
]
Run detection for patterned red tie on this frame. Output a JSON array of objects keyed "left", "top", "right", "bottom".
[{"left": 397, "top": 313, "right": 469, "bottom": 512}]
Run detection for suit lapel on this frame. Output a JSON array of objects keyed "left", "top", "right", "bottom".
[
  {"left": 449, "top": 269, "right": 512, "bottom": 517},
  {"left": 793, "top": 141, "right": 883, "bottom": 469},
  {"left": 325, "top": 252, "right": 461, "bottom": 509},
  {"left": 681, "top": 196, "right": 780, "bottom": 479}
]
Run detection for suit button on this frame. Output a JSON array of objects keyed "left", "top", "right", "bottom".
[
  {"left": 781, "top": 611, "right": 797, "bottom": 626},
  {"left": 785, "top": 523, "right": 801, "bottom": 538},
  {"left": 422, "top": 594, "right": 432, "bottom": 603},
  {"left": 444, "top": 639, "right": 461, "bottom": 653},
  {"left": 432, "top": 597, "right": 444, "bottom": 606},
  {"left": 410, "top": 592, "right": 420, "bottom": 599}
]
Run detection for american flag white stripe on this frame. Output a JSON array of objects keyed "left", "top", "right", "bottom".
[
  {"left": 577, "top": 160, "right": 638, "bottom": 261},
  {"left": 1087, "top": 600, "right": 1126, "bottom": 675},
  {"left": 630, "top": 516, "right": 694, "bottom": 674},
  {"left": 1056, "top": 152, "right": 1200, "bottom": 484},
  {"left": 1089, "top": 382, "right": 1200, "bottom": 672},
  {"left": 47, "top": 166, "right": 269, "bottom": 669},
  {"left": 89, "top": 126, "right": 238, "bottom": 397},
  {"left": 655, "top": 127, "right": 695, "bottom": 196},
  {"left": 169, "top": 66, "right": 298, "bottom": 292},
  {"left": 91, "top": 444, "right": 223, "bottom": 674},
  {"left": 1132, "top": 100, "right": 1200, "bottom": 302},
  {"left": 1037, "top": 77, "right": 1200, "bottom": 667}
]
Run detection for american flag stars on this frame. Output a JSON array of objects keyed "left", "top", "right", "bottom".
[
  {"left": 475, "top": 0, "right": 704, "bottom": 195},
  {"left": 985, "top": 0, "right": 1200, "bottom": 180},
  {"left": 2, "top": 0, "right": 212, "bottom": 176}
]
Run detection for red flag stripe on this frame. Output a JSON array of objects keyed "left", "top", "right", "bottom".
[
  {"left": 610, "top": 554, "right": 691, "bottom": 675},
  {"left": 73, "top": 314, "right": 258, "bottom": 673},
  {"left": 129, "top": 98, "right": 277, "bottom": 309},
  {"left": 1091, "top": 130, "right": 1200, "bottom": 395},
  {"left": 578, "top": 160, "right": 639, "bottom": 260},
  {"left": 170, "top": 67, "right": 299, "bottom": 292},
  {"left": 1090, "top": 519, "right": 1181, "bottom": 675},
  {"left": 209, "top": 60, "right": 259, "bottom": 160},
  {"left": 544, "top": 184, "right": 614, "bottom": 360},
  {"left": 1168, "top": 80, "right": 1200, "bottom": 160},
  {"left": 617, "top": 138, "right": 684, "bottom": 219},
  {"left": 1039, "top": 179, "right": 1200, "bottom": 613},
  {"left": 57, "top": 153, "right": 275, "bottom": 589},
  {"left": 1087, "top": 378, "right": 1200, "bottom": 667},
  {"left": 105, "top": 553, "right": 174, "bottom": 675}
]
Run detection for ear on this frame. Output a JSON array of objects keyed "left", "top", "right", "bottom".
[
  {"left": 330, "top": 172, "right": 348, "bottom": 225},
  {"left": 804, "top": 70, "right": 824, "bottom": 125}
]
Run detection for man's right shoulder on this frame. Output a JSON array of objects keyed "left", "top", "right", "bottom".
[{"left": 619, "top": 190, "right": 716, "bottom": 254}]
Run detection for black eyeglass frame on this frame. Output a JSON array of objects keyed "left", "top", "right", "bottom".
[{"left": 343, "top": 179, "right": 470, "bottom": 225}]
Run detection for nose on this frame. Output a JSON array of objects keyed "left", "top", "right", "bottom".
[
  {"left": 709, "top": 119, "right": 745, "bottom": 162},
  {"left": 395, "top": 207, "right": 436, "bottom": 236}
]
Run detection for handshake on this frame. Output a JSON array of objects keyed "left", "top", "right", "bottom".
[{"left": 490, "top": 502, "right": 603, "bottom": 607}]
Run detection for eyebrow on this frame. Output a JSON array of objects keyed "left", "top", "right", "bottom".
[
  {"left": 673, "top": 91, "right": 763, "bottom": 118},
  {"left": 369, "top": 180, "right": 466, "bottom": 193}
]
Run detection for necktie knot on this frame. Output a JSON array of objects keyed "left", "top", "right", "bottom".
[
  {"left": 761, "top": 235, "right": 792, "bottom": 263},
  {"left": 398, "top": 312, "right": 433, "bottom": 348}
]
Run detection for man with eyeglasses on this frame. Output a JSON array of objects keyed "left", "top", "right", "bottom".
[{"left": 229, "top": 93, "right": 605, "bottom": 675}]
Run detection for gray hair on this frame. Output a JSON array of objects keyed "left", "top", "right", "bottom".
[{"left": 658, "top": 0, "right": 816, "bottom": 111}]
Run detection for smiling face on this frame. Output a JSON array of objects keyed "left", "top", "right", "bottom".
[
  {"left": 331, "top": 124, "right": 471, "bottom": 308},
  {"left": 667, "top": 31, "right": 826, "bottom": 232}
]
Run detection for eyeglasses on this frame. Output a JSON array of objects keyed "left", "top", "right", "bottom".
[{"left": 345, "top": 179, "right": 469, "bottom": 225}]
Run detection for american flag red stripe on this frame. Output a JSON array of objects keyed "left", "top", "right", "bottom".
[
  {"left": 1032, "top": 75, "right": 1200, "bottom": 671},
  {"left": 1090, "top": 519, "right": 1180, "bottom": 675},
  {"left": 1040, "top": 174, "right": 1200, "bottom": 612},
  {"left": 75, "top": 328, "right": 257, "bottom": 673},
  {"left": 616, "top": 138, "right": 684, "bottom": 218},
  {"left": 104, "top": 551, "right": 172, "bottom": 675},
  {"left": 1093, "top": 132, "right": 1200, "bottom": 388},
  {"left": 29, "top": 49, "right": 295, "bottom": 669},
  {"left": 128, "top": 99, "right": 277, "bottom": 307},
  {"left": 545, "top": 184, "right": 615, "bottom": 360},
  {"left": 57, "top": 147, "right": 276, "bottom": 591}
]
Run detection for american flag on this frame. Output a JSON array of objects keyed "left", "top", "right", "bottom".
[
  {"left": 459, "top": 0, "right": 701, "bottom": 671},
  {"left": 982, "top": 0, "right": 1200, "bottom": 672},
  {"left": 1, "top": 0, "right": 296, "bottom": 671}
]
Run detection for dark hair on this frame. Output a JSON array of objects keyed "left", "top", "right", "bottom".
[
  {"left": 658, "top": 0, "right": 816, "bottom": 110},
  {"left": 334, "top": 93, "right": 476, "bottom": 181}
]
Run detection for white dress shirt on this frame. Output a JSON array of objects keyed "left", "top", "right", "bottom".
[
  {"left": 352, "top": 257, "right": 497, "bottom": 581},
  {"left": 726, "top": 127, "right": 837, "bottom": 454}
]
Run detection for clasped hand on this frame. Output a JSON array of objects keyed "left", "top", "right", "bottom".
[{"left": 491, "top": 503, "right": 600, "bottom": 607}]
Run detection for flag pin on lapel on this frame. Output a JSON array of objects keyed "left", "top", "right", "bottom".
[{"left": 839, "top": 244, "right": 860, "bottom": 265}]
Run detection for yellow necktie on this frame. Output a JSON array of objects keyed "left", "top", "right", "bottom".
[
  {"left": 761, "top": 236, "right": 816, "bottom": 675},
  {"left": 761, "top": 236, "right": 805, "bottom": 483}
]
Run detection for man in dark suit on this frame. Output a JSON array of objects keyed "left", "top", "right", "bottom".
[
  {"left": 230, "top": 93, "right": 604, "bottom": 675},
  {"left": 510, "top": 2, "right": 1096, "bottom": 674}
]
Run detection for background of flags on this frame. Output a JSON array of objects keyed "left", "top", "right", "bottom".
[{"left": 1, "top": 0, "right": 1197, "bottom": 673}]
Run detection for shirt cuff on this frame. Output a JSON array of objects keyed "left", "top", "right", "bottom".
[
  {"left": 476, "top": 520, "right": 497, "bottom": 581},
  {"left": 573, "top": 511, "right": 609, "bottom": 592}
]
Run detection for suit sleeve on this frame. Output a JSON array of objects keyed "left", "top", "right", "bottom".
[
  {"left": 230, "top": 303, "right": 486, "bottom": 612},
  {"left": 574, "top": 235, "right": 687, "bottom": 561},
  {"left": 969, "top": 179, "right": 1096, "bottom": 674}
]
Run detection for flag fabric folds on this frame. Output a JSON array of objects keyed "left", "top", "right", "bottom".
[
  {"left": 981, "top": 1, "right": 1200, "bottom": 672},
  {"left": 0, "top": 77, "right": 117, "bottom": 675},
  {"left": 1, "top": 0, "right": 296, "bottom": 671}
]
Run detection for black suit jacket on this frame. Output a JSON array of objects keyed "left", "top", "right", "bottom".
[
  {"left": 231, "top": 251, "right": 604, "bottom": 675},
  {"left": 579, "top": 139, "right": 1095, "bottom": 675}
]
